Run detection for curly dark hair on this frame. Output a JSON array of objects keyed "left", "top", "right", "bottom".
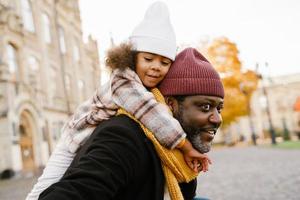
[{"left": 105, "top": 42, "right": 138, "bottom": 71}]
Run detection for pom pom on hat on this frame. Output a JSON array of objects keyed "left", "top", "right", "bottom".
[{"left": 159, "top": 48, "right": 224, "bottom": 98}]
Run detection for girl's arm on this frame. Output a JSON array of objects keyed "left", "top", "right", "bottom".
[
  {"left": 111, "top": 68, "right": 212, "bottom": 172},
  {"left": 26, "top": 81, "right": 119, "bottom": 199},
  {"left": 38, "top": 117, "right": 148, "bottom": 200},
  {"left": 111, "top": 68, "right": 185, "bottom": 149},
  {"left": 62, "top": 81, "right": 119, "bottom": 153}
]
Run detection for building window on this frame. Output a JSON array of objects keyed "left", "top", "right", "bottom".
[
  {"left": 20, "top": 0, "right": 35, "bottom": 32},
  {"left": 27, "top": 56, "right": 39, "bottom": 87},
  {"left": 6, "top": 44, "right": 18, "bottom": 73},
  {"left": 52, "top": 121, "right": 64, "bottom": 141},
  {"left": 42, "top": 13, "right": 51, "bottom": 43},
  {"left": 49, "top": 66, "right": 57, "bottom": 98},
  {"left": 28, "top": 56, "right": 39, "bottom": 72},
  {"left": 65, "top": 74, "right": 71, "bottom": 92},
  {"left": 58, "top": 27, "right": 66, "bottom": 54},
  {"left": 78, "top": 79, "right": 85, "bottom": 99},
  {"left": 73, "top": 42, "right": 80, "bottom": 62},
  {"left": 78, "top": 79, "right": 84, "bottom": 90}
]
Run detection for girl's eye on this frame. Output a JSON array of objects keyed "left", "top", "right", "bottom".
[
  {"left": 144, "top": 57, "right": 152, "bottom": 61},
  {"left": 161, "top": 61, "right": 171, "bottom": 66}
]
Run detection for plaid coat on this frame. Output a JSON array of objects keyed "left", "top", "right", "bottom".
[{"left": 62, "top": 68, "right": 186, "bottom": 153}]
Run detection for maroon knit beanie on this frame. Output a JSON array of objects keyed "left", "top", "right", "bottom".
[{"left": 158, "top": 48, "right": 224, "bottom": 98}]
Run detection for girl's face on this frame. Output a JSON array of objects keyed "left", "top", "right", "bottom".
[{"left": 136, "top": 52, "right": 172, "bottom": 88}]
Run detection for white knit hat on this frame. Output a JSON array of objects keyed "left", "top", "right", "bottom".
[{"left": 129, "top": 1, "right": 177, "bottom": 61}]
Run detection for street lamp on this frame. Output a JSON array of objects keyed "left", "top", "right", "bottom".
[
  {"left": 282, "top": 117, "right": 290, "bottom": 141},
  {"left": 256, "top": 62, "right": 277, "bottom": 145},
  {"left": 240, "top": 83, "right": 257, "bottom": 145},
  {"left": 278, "top": 93, "right": 291, "bottom": 141}
]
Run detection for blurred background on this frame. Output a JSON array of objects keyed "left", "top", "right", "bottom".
[{"left": 0, "top": 0, "right": 299, "bottom": 199}]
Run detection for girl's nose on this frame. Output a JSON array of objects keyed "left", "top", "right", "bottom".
[{"left": 150, "top": 61, "right": 161, "bottom": 71}]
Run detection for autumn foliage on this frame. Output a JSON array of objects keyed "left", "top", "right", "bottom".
[{"left": 203, "top": 37, "right": 258, "bottom": 127}]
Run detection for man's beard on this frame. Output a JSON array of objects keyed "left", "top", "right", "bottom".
[
  {"left": 176, "top": 103, "right": 212, "bottom": 153},
  {"left": 187, "top": 132, "right": 211, "bottom": 153}
]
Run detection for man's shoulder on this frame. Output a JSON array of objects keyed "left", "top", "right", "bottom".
[
  {"left": 95, "top": 114, "right": 141, "bottom": 134},
  {"left": 86, "top": 114, "right": 146, "bottom": 147},
  {"left": 71, "top": 115, "right": 148, "bottom": 167}
]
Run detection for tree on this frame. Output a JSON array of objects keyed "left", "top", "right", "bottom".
[{"left": 203, "top": 37, "right": 258, "bottom": 127}]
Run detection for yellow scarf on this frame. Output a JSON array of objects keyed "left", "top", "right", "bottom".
[{"left": 117, "top": 88, "right": 198, "bottom": 200}]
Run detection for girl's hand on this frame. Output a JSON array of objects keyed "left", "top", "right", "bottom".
[{"left": 177, "top": 139, "right": 212, "bottom": 173}]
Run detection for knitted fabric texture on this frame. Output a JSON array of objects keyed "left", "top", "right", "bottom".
[
  {"left": 159, "top": 48, "right": 224, "bottom": 98},
  {"left": 129, "top": 1, "right": 177, "bottom": 61},
  {"left": 62, "top": 68, "right": 186, "bottom": 153},
  {"left": 117, "top": 88, "right": 198, "bottom": 200}
]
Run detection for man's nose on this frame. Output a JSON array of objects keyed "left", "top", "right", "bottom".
[{"left": 209, "top": 109, "right": 222, "bottom": 126}]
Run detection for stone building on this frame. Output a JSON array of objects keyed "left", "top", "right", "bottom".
[
  {"left": 0, "top": 0, "right": 100, "bottom": 174},
  {"left": 225, "top": 73, "right": 300, "bottom": 144}
]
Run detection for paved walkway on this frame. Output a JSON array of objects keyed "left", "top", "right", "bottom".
[
  {"left": 0, "top": 146, "right": 299, "bottom": 200},
  {"left": 196, "top": 146, "right": 300, "bottom": 200},
  {"left": 0, "top": 174, "right": 38, "bottom": 200}
]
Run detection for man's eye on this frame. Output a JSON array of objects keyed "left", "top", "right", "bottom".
[
  {"left": 217, "top": 105, "right": 224, "bottom": 113},
  {"left": 200, "top": 104, "right": 211, "bottom": 112}
]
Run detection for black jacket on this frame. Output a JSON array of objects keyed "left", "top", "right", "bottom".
[{"left": 39, "top": 115, "right": 196, "bottom": 200}]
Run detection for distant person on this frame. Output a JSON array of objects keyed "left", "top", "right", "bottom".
[
  {"left": 26, "top": 2, "right": 210, "bottom": 199},
  {"left": 38, "top": 47, "right": 225, "bottom": 200}
]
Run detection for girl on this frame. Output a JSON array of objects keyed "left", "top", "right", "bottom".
[{"left": 26, "top": 2, "right": 210, "bottom": 199}]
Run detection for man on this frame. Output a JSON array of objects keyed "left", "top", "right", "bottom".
[{"left": 38, "top": 48, "right": 224, "bottom": 200}]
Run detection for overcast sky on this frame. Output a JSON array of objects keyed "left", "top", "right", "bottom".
[{"left": 79, "top": 0, "right": 300, "bottom": 77}]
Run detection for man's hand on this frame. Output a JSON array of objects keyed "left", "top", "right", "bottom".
[{"left": 177, "top": 139, "right": 212, "bottom": 173}]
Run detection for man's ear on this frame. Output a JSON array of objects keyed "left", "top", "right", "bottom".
[{"left": 165, "top": 96, "right": 178, "bottom": 113}]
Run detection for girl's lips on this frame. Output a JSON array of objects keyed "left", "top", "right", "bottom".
[
  {"left": 146, "top": 74, "right": 160, "bottom": 78},
  {"left": 146, "top": 75, "right": 161, "bottom": 81}
]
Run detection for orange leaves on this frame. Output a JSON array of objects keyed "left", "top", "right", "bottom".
[
  {"left": 294, "top": 97, "right": 300, "bottom": 112},
  {"left": 207, "top": 37, "right": 241, "bottom": 74},
  {"left": 205, "top": 37, "right": 258, "bottom": 127},
  {"left": 221, "top": 87, "right": 248, "bottom": 126}
]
